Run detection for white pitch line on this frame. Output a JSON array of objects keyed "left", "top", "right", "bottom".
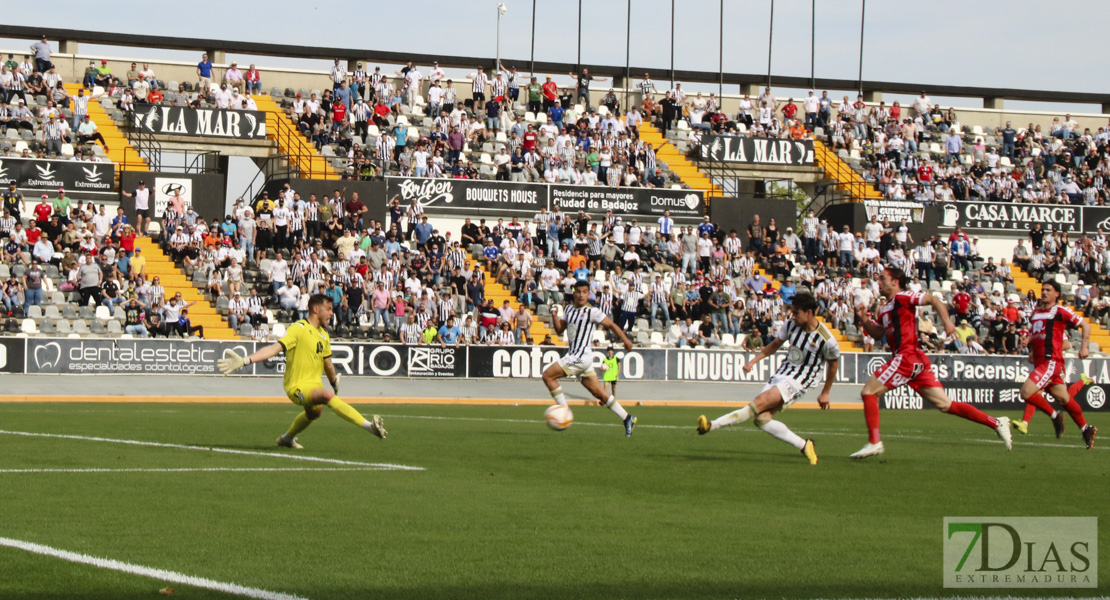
[
  {"left": 0, "top": 467, "right": 387, "bottom": 474},
  {"left": 0, "top": 536, "right": 308, "bottom": 600},
  {"left": 0, "top": 430, "right": 425, "bottom": 471},
  {"left": 375, "top": 414, "right": 1105, "bottom": 450}
]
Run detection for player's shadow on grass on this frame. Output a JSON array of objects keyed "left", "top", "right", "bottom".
[{"left": 645, "top": 451, "right": 791, "bottom": 463}]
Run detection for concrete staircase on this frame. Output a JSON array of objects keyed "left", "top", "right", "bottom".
[
  {"left": 63, "top": 83, "right": 149, "bottom": 172},
  {"left": 638, "top": 123, "right": 723, "bottom": 198},
  {"left": 134, "top": 237, "right": 237, "bottom": 340},
  {"left": 465, "top": 256, "right": 561, "bottom": 345},
  {"left": 251, "top": 94, "right": 340, "bottom": 180},
  {"left": 812, "top": 140, "right": 882, "bottom": 202},
  {"left": 1007, "top": 263, "right": 1110, "bottom": 353}
]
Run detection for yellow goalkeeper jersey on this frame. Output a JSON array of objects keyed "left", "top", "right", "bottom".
[{"left": 278, "top": 319, "right": 331, "bottom": 391}]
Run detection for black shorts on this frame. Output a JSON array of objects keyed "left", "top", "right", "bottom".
[
  {"left": 473, "top": 92, "right": 486, "bottom": 103},
  {"left": 136, "top": 206, "right": 152, "bottom": 219}
]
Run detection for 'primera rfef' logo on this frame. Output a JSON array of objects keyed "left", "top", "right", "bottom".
[{"left": 944, "top": 517, "right": 1097, "bottom": 588}]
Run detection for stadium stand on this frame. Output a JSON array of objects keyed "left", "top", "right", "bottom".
[{"left": 3, "top": 39, "right": 1109, "bottom": 357}]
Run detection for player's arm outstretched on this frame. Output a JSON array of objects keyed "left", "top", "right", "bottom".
[
  {"left": 855, "top": 304, "right": 886, "bottom": 341},
  {"left": 922, "top": 292, "right": 957, "bottom": 337},
  {"left": 217, "top": 343, "right": 284, "bottom": 375},
  {"left": 598, "top": 315, "right": 634, "bottom": 351},
  {"left": 742, "top": 337, "right": 784, "bottom": 373}
]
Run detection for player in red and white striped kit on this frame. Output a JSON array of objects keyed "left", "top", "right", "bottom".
[
  {"left": 852, "top": 267, "right": 1012, "bottom": 458},
  {"left": 1014, "top": 280, "right": 1097, "bottom": 449}
]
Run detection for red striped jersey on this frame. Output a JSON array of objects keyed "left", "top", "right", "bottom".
[
  {"left": 878, "top": 291, "right": 925, "bottom": 355},
  {"left": 1029, "top": 304, "right": 1082, "bottom": 364}
]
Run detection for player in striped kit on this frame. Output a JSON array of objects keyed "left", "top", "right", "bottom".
[
  {"left": 542, "top": 280, "right": 638, "bottom": 436},
  {"left": 696, "top": 293, "right": 833, "bottom": 464},
  {"left": 851, "top": 267, "right": 1012, "bottom": 459},
  {"left": 1014, "top": 281, "right": 1097, "bottom": 449}
]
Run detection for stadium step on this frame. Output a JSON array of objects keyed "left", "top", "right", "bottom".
[
  {"left": 62, "top": 83, "right": 149, "bottom": 172},
  {"left": 252, "top": 94, "right": 341, "bottom": 180},
  {"left": 133, "top": 237, "right": 238, "bottom": 340},
  {"left": 637, "top": 123, "right": 724, "bottom": 199},
  {"left": 465, "top": 258, "right": 562, "bottom": 345},
  {"left": 753, "top": 264, "right": 858, "bottom": 353},
  {"left": 1007, "top": 263, "right": 1110, "bottom": 353},
  {"left": 812, "top": 140, "right": 882, "bottom": 202}
]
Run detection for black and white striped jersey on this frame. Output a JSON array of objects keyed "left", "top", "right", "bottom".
[
  {"left": 400, "top": 321, "right": 423, "bottom": 344},
  {"left": 773, "top": 321, "right": 840, "bottom": 389},
  {"left": 562, "top": 305, "right": 606, "bottom": 361}
]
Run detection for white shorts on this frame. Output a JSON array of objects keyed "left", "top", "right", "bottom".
[
  {"left": 558, "top": 353, "right": 597, "bottom": 379},
  {"left": 760, "top": 373, "right": 806, "bottom": 408}
]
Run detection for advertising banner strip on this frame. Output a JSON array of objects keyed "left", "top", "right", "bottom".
[
  {"left": 384, "top": 177, "right": 705, "bottom": 220},
  {"left": 698, "top": 135, "right": 814, "bottom": 166},
  {"left": 12, "top": 338, "right": 1110, "bottom": 411},
  {"left": 0, "top": 157, "right": 116, "bottom": 193},
  {"left": 131, "top": 105, "right": 267, "bottom": 140}
]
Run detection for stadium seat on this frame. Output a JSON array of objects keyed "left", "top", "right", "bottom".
[
  {"left": 95, "top": 306, "right": 111, "bottom": 320},
  {"left": 21, "top": 319, "right": 37, "bottom": 334},
  {"left": 72, "top": 320, "right": 88, "bottom": 335},
  {"left": 720, "top": 333, "right": 736, "bottom": 347},
  {"left": 56, "top": 320, "right": 72, "bottom": 334},
  {"left": 649, "top": 331, "right": 665, "bottom": 347},
  {"left": 39, "top": 320, "right": 56, "bottom": 334},
  {"left": 26, "top": 305, "right": 42, "bottom": 319},
  {"left": 107, "top": 320, "right": 123, "bottom": 334}
]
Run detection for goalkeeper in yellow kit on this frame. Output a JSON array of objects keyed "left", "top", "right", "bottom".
[{"left": 218, "top": 294, "right": 386, "bottom": 449}]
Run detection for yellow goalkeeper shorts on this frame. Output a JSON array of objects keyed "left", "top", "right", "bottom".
[{"left": 284, "top": 381, "right": 324, "bottom": 406}]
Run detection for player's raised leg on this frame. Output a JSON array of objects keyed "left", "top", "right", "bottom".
[
  {"left": 920, "top": 386, "right": 1011, "bottom": 450},
  {"left": 1016, "top": 373, "right": 1061, "bottom": 436},
  {"left": 698, "top": 386, "right": 815, "bottom": 463},
  {"left": 541, "top": 361, "right": 570, "bottom": 408},
  {"left": 1045, "top": 381, "right": 1097, "bottom": 449}
]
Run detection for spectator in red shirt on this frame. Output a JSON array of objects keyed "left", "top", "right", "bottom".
[
  {"left": 782, "top": 100, "right": 797, "bottom": 121},
  {"left": 522, "top": 126, "right": 537, "bottom": 151},
  {"left": 541, "top": 76, "right": 558, "bottom": 111},
  {"left": 118, "top": 226, "right": 137, "bottom": 255},
  {"left": 32, "top": 195, "right": 52, "bottom": 228},
  {"left": 25, "top": 222, "right": 41, "bottom": 246},
  {"left": 950, "top": 286, "right": 972, "bottom": 321}
]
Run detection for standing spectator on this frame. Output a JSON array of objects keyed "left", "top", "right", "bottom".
[
  {"left": 569, "top": 68, "right": 606, "bottom": 110},
  {"left": 945, "top": 128, "right": 963, "bottom": 165},
  {"left": 30, "top": 35, "right": 52, "bottom": 73},
  {"left": 196, "top": 53, "right": 214, "bottom": 91}
]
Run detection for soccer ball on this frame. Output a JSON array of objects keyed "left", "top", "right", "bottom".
[{"left": 544, "top": 405, "right": 574, "bottom": 431}]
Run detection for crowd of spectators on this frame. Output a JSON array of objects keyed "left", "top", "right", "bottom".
[
  {"left": 3, "top": 41, "right": 1105, "bottom": 352},
  {"left": 1, "top": 181, "right": 206, "bottom": 337},
  {"left": 678, "top": 85, "right": 1110, "bottom": 208},
  {"left": 131, "top": 175, "right": 1097, "bottom": 356}
]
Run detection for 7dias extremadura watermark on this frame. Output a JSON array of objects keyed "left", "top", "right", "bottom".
[{"left": 944, "top": 517, "right": 1097, "bottom": 588}]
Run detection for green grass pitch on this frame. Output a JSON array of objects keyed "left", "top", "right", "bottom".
[{"left": 0, "top": 402, "right": 1105, "bottom": 599}]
